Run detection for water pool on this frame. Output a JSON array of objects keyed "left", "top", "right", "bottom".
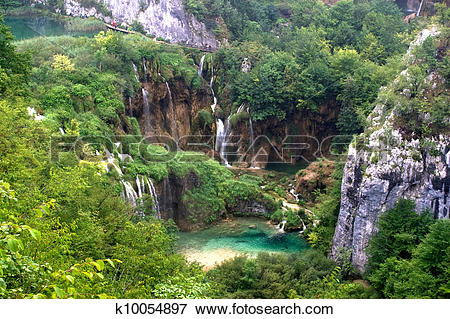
[{"left": 177, "top": 217, "right": 308, "bottom": 269}]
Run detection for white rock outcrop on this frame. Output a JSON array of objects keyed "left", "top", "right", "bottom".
[
  {"left": 330, "top": 27, "right": 449, "bottom": 273},
  {"left": 34, "top": 0, "right": 219, "bottom": 49}
]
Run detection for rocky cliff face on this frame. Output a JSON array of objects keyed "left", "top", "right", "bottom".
[
  {"left": 330, "top": 27, "right": 449, "bottom": 273},
  {"left": 155, "top": 171, "right": 272, "bottom": 231},
  {"left": 129, "top": 67, "right": 212, "bottom": 147},
  {"left": 129, "top": 56, "right": 339, "bottom": 167},
  {"left": 226, "top": 102, "right": 339, "bottom": 168},
  {"left": 34, "top": 0, "right": 219, "bottom": 49}
]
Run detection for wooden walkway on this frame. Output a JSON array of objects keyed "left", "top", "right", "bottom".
[
  {"left": 105, "top": 23, "right": 136, "bottom": 34},
  {"left": 105, "top": 23, "right": 216, "bottom": 52}
]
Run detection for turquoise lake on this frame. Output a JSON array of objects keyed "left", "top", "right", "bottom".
[
  {"left": 177, "top": 217, "right": 309, "bottom": 269},
  {"left": 4, "top": 15, "right": 98, "bottom": 41}
]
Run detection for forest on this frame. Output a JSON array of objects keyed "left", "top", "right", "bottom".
[{"left": 0, "top": 0, "right": 449, "bottom": 299}]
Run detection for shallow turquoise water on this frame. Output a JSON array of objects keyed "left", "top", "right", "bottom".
[
  {"left": 4, "top": 16, "right": 97, "bottom": 41},
  {"left": 177, "top": 217, "right": 308, "bottom": 255}
]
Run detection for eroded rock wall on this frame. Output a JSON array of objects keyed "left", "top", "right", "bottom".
[
  {"left": 34, "top": 0, "right": 219, "bottom": 49},
  {"left": 330, "top": 27, "right": 449, "bottom": 273}
]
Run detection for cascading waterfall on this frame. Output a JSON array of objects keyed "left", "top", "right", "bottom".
[
  {"left": 202, "top": 56, "right": 244, "bottom": 167},
  {"left": 278, "top": 220, "right": 287, "bottom": 232},
  {"left": 198, "top": 54, "right": 205, "bottom": 77},
  {"left": 165, "top": 81, "right": 179, "bottom": 142},
  {"left": 122, "top": 181, "right": 138, "bottom": 208},
  {"left": 106, "top": 150, "right": 124, "bottom": 176},
  {"left": 132, "top": 63, "right": 139, "bottom": 81},
  {"left": 247, "top": 107, "right": 258, "bottom": 168},
  {"left": 417, "top": 0, "right": 424, "bottom": 16},
  {"left": 142, "top": 58, "right": 147, "bottom": 76},
  {"left": 146, "top": 177, "right": 161, "bottom": 218},
  {"left": 215, "top": 104, "right": 245, "bottom": 167},
  {"left": 290, "top": 189, "right": 300, "bottom": 202},
  {"left": 201, "top": 55, "right": 222, "bottom": 162},
  {"left": 216, "top": 116, "right": 231, "bottom": 167},
  {"left": 103, "top": 149, "right": 160, "bottom": 217},
  {"left": 27, "top": 106, "right": 45, "bottom": 121},
  {"left": 142, "top": 88, "right": 150, "bottom": 117},
  {"left": 59, "top": 127, "right": 65, "bottom": 135},
  {"left": 209, "top": 56, "right": 217, "bottom": 112},
  {"left": 122, "top": 174, "right": 161, "bottom": 218},
  {"left": 136, "top": 175, "right": 143, "bottom": 199},
  {"left": 141, "top": 88, "right": 152, "bottom": 132},
  {"left": 215, "top": 119, "right": 225, "bottom": 153}
]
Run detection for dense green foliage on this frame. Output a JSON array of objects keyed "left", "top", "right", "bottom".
[
  {"left": 208, "top": 251, "right": 377, "bottom": 298},
  {"left": 0, "top": 94, "right": 210, "bottom": 297},
  {"left": 367, "top": 200, "right": 450, "bottom": 298},
  {"left": 304, "top": 162, "right": 344, "bottom": 255},
  {"left": 0, "top": 17, "right": 277, "bottom": 298},
  {"left": 202, "top": 0, "right": 416, "bottom": 132}
]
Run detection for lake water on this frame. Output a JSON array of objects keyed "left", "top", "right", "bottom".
[
  {"left": 4, "top": 16, "right": 98, "bottom": 41},
  {"left": 177, "top": 217, "right": 309, "bottom": 269}
]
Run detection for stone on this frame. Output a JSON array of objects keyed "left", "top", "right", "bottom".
[
  {"left": 330, "top": 27, "right": 449, "bottom": 273},
  {"left": 34, "top": 0, "right": 219, "bottom": 49}
]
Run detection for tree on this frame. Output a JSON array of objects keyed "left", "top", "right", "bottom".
[
  {"left": 414, "top": 220, "right": 450, "bottom": 297},
  {"left": 236, "top": 52, "right": 300, "bottom": 121},
  {"left": 0, "top": 18, "right": 30, "bottom": 96},
  {"left": 0, "top": 0, "right": 22, "bottom": 14},
  {"left": 368, "top": 257, "right": 437, "bottom": 298},
  {"left": 367, "top": 199, "right": 434, "bottom": 272}
]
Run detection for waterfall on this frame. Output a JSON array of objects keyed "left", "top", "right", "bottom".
[
  {"left": 209, "top": 56, "right": 217, "bottom": 112},
  {"left": 215, "top": 118, "right": 225, "bottom": 153},
  {"left": 215, "top": 117, "right": 231, "bottom": 167},
  {"left": 146, "top": 177, "right": 161, "bottom": 218},
  {"left": 136, "top": 175, "right": 143, "bottom": 199},
  {"left": 290, "top": 189, "right": 300, "bottom": 202},
  {"left": 142, "top": 88, "right": 151, "bottom": 131},
  {"left": 104, "top": 149, "right": 159, "bottom": 217},
  {"left": 417, "top": 0, "right": 424, "bottom": 16},
  {"left": 105, "top": 150, "right": 124, "bottom": 176},
  {"left": 27, "top": 106, "right": 45, "bottom": 121},
  {"left": 198, "top": 54, "right": 205, "bottom": 76},
  {"left": 122, "top": 181, "right": 138, "bottom": 208},
  {"left": 277, "top": 220, "right": 287, "bottom": 232},
  {"left": 59, "top": 127, "right": 65, "bottom": 135},
  {"left": 122, "top": 175, "right": 161, "bottom": 217},
  {"left": 247, "top": 107, "right": 257, "bottom": 168},
  {"left": 132, "top": 63, "right": 139, "bottom": 81},
  {"left": 215, "top": 104, "right": 245, "bottom": 167},
  {"left": 165, "top": 81, "right": 179, "bottom": 141},
  {"left": 142, "top": 58, "right": 147, "bottom": 76}
]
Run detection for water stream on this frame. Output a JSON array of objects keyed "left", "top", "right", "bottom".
[
  {"left": 142, "top": 88, "right": 151, "bottom": 131},
  {"left": 165, "top": 81, "right": 179, "bottom": 142},
  {"left": 198, "top": 54, "right": 206, "bottom": 77}
]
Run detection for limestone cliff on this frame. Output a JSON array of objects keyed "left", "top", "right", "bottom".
[
  {"left": 33, "top": 0, "right": 219, "bottom": 49},
  {"left": 330, "top": 27, "right": 449, "bottom": 273},
  {"left": 225, "top": 102, "right": 339, "bottom": 168}
]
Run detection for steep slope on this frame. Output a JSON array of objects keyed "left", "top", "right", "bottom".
[
  {"left": 330, "top": 26, "right": 449, "bottom": 273},
  {"left": 32, "top": 0, "right": 219, "bottom": 48}
]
